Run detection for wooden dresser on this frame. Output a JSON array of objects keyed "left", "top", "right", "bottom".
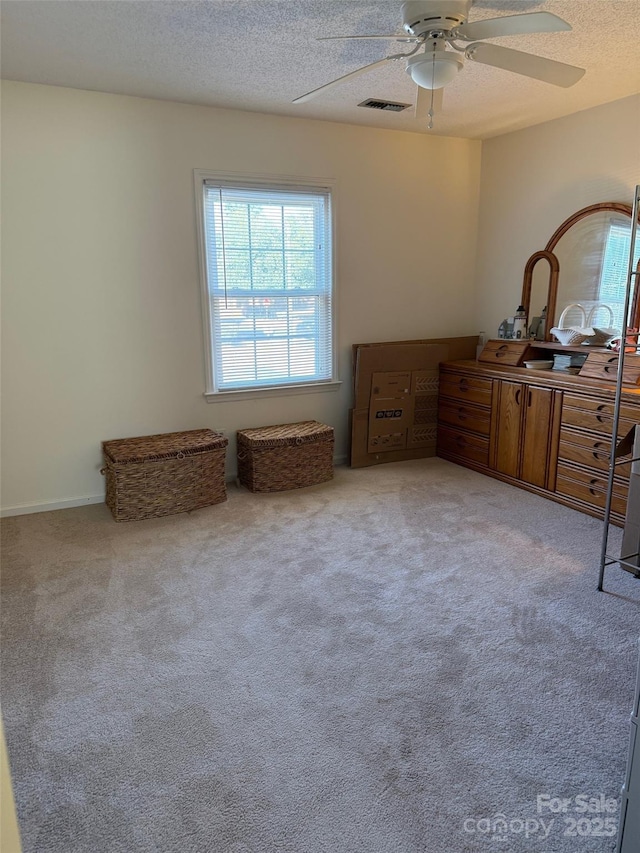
[{"left": 437, "top": 355, "right": 640, "bottom": 525}]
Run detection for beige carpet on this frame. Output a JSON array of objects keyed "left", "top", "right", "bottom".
[{"left": 1, "top": 458, "right": 638, "bottom": 853}]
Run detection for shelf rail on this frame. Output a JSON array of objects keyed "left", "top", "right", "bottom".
[{"left": 598, "top": 184, "right": 640, "bottom": 591}]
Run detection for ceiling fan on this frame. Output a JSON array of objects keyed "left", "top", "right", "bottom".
[{"left": 293, "top": 0, "right": 585, "bottom": 124}]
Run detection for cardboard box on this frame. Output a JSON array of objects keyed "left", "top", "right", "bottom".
[
  {"left": 368, "top": 398, "right": 414, "bottom": 436},
  {"left": 368, "top": 431, "right": 406, "bottom": 451},
  {"left": 407, "top": 424, "right": 438, "bottom": 450},
  {"left": 350, "top": 408, "right": 439, "bottom": 469},
  {"left": 411, "top": 369, "right": 441, "bottom": 396},
  {"left": 351, "top": 334, "right": 477, "bottom": 393},
  {"left": 350, "top": 336, "right": 478, "bottom": 468},
  {"left": 409, "top": 368, "right": 439, "bottom": 448},
  {"left": 354, "top": 344, "right": 449, "bottom": 410},
  {"left": 371, "top": 371, "right": 411, "bottom": 397},
  {"left": 413, "top": 393, "right": 439, "bottom": 424},
  {"left": 367, "top": 392, "right": 414, "bottom": 453}
]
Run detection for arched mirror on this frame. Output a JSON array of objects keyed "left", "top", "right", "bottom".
[{"left": 522, "top": 202, "right": 640, "bottom": 342}]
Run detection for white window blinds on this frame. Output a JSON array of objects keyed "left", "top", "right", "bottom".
[
  {"left": 599, "top": 219, "right": 640, "bottom": 330},
  {"left": 201, "top": 181, "right": 334, "bottom": 393}
]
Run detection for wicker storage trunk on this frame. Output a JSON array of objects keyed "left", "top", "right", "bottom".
[
  {"left": 102, "top": 429, "right": 228, "bottom": 521},
  {"left": 237, "top": 421, "right": 334, "bottom": 492}
]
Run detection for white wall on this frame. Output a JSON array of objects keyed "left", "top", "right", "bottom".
[
  {"left": 0, "top": 717, "right": 22, "bottom": 853},
  {"left": 474, "top": 94, "right": 640, "bottom": 336},
  {"left": 0, "top": 81, "right": 481, "bottom": 513}
]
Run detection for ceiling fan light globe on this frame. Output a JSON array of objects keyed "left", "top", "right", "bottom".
[{"left": 406, "top": 52, "right": 463, "bottom": 89}]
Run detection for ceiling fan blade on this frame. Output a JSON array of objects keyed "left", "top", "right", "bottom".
[
  {"left": 293, "top": 58, "right": 390, "bottom": 104},
  {"left": 318, "top": 34, "right": 416, "bottom": 42},
  {"left": 466, "top": 42, "right": 585, "bottom": 87},
  {"left": 414, "top": 85, "right": 443, "bottom": 121},
  {"left": 456, "top": 11, "right": 571, "bottom": 41}
]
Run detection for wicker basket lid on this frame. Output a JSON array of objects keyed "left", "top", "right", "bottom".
[
  {"left": 237, "top": 420, "right": 334, "bottom": 448},
  {"left": 103, "top": 429, "right": 227, "bottom": 464}
]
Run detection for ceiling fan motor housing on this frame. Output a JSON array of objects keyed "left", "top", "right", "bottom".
[{"left": 401, "top": 0, "right": 472, "bottom": 36}]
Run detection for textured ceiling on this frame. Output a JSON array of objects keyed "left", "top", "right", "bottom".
[{"left": 1, "top": 0, "right": 639, "bottom": 138}]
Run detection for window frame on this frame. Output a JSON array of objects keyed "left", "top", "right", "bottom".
[{"left": 194, "top": 170, "right": 340, "bottom": 402}]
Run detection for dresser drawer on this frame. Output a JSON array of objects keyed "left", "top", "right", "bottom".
[
  {"left": 563, "top": 393, "right": 639, "bottom": 423},
  {"left": 557, "top": 463, "right": 628, "bottom": 500},
  {"left": 558, "top": 436, "right": 611, "bottom": 474},
  {"left": 578, "top": 352, "right": 640, "bottom": 384},
  {"left": 477, "top": 339, "right": 530, "bottom": 366},
  {"left": 438, "top": 401, "right": 491, "bottom": 435},
  {"left": 561, "top": 405, "right": 636, "bottom": 437},
  {"left": 556, "top": 473, "right": 628, "bottom": 516},
  {"left": 439, "top": 374, "right": 492, "bottom": 407},
  {"left": 558, "top": 429, "right": 632, "bottom": 478},
  {"left": 437, "top": 426, "right": 489, "bottom": 467}
]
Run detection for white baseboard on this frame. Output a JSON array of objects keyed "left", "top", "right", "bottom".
[{"left": 1, "top": 494, "right": 105, "bottom": 518}]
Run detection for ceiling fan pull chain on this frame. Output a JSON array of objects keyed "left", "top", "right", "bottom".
[{"left": 427, "top": 49, "right": 436, "bottom": 130}]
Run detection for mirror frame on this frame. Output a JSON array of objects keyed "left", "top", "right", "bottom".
[{"left": 521, "top": 202, "right": 640, "bottom": 341}]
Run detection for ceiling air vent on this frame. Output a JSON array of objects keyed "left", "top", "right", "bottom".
[{"left": 358, "top": 99, "right": 410, "bottom": 112}]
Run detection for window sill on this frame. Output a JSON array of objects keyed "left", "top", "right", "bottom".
[{"left": 204, "top": 380, "right": 342, "bottom": 403}]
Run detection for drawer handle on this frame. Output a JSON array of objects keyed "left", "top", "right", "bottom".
[
  {"left": 528, "top": 390, "right": 532, "bottom": 408},
  {"left": 596, "top": 414, "right": 608, "bottom": 423},
  {"left": 593, "top": 453, "right": 609, "bottom": 462},
  {"left": 515, "top": 389, "right": 521, "bottom": 405},
  {"left": 589, "top": 487, "right": 599, "bottom": 496},
  {"left": 455, "top": 437, "right": 467, "bottom": 448},
  {"left": 604, "top": 358, "right": 618, "bottom": 374},
  {"left": 495, "top": 349, "right": 507, "bottom": 358},
  {"left": 457, "top": 408, "right": 467, "bottom": 421},
  {"left": 596, "top": 404, "right": 608, "bottom": 413},
  {"left": 589, "top": 478, "right": 600, "bottom": 487},
  {"left": 459, "top": 379, "right": 469, "bottom": 389}
]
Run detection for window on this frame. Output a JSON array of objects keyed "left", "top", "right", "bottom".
[
  {"left": 598, "top": 218, "right": 640, "bottom": 330},
  {"left": 195, "top": 172, "right": 336, "bottom": 398}
]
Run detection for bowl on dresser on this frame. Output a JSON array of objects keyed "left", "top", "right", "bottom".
[{"left": 524, "top": 359, "right": 554, "bottom": 370}]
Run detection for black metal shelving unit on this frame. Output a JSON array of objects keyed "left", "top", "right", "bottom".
[{"left": 598, "top": 184, "right": 640, "bottom": 592}]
